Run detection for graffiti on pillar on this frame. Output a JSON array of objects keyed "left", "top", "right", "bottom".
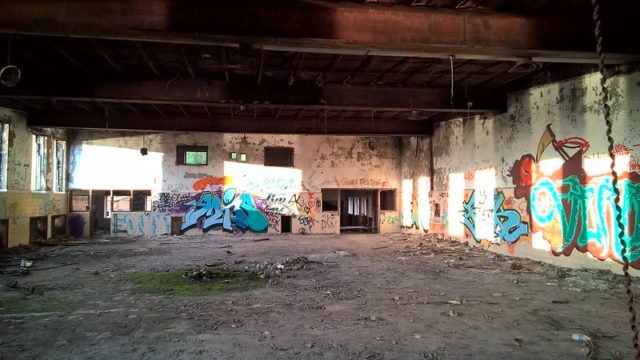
[
  {"left": 511, "top": 125, "right": 640, "bottom": 268},
  {"left": 461, "top": 189, "right": 529, "bottom": 244},
  {"left": 180, "top": 189, "right": 269, "bottom": 233},
  {"left": 293, "top": 192, "right": 322, "bottom": 233}
]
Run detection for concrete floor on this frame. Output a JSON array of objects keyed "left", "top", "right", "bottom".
[{"left": 0, "top": 233, "right": 636, "bottom": 359}]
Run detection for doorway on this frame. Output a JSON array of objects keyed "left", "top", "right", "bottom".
[
  {"left": 339, "top": 190, "right": 378, "bottom": 233},
  {"left": 91, "top": 190, "right": 111, "bottom": 235}
]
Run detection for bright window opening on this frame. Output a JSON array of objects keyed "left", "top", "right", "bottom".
[
  {"left": 0, "top": 123, "right": 9, "bottom": 191},
  {"left": 32, "top": 135, "right": 48, "bottom": 191}
]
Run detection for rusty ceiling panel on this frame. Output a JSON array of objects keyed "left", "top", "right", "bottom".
[
  {"left": 0, "top": 0, "right": 637, "bottom": 63},
  {"left": 28, "top": 110, "right": 433, "bottom": 136}
]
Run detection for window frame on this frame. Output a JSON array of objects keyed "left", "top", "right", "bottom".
[
  {"left": 53, "top": 139, "right": 66, "bottom": 193},
  {"left": 264, "top": 146, "right": 294, "bottom": 167},
  {"left": 0, "top": 123, "right": 9, "bottom": 191},
  {"left": 176, "top": 145, "right": 208, "bottom": 166},
  {"left": 32, "top": 134, "right": 48, "bottom": 192},
  {"left": 380, "top": 189, "right": 397, "bottom": 211}
]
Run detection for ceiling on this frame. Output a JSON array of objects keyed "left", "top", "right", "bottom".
[{"left": 0, "top": 0, "right": 637, "bottom": 135}]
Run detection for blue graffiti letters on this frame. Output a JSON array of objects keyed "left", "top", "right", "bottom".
[
  {"left": 462, "top": 190, "right": 529, "bottom": 243},
  {"left": 180, "top": 189, "right": 269, "bottom": 233}
]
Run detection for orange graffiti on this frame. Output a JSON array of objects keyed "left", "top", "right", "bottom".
[{"left": 192, "top": 176, "right": 233, "bottom": 191}]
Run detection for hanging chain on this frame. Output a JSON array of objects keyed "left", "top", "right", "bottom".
[{"left": 591, "top": 0, "right": 640, "bottom": 355}]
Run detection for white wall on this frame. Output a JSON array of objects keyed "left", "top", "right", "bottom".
[
  {"left": 402, "top": 70, "right": 640, "bottom": 273},
  {"left": 69, "top": 132, "right": 402, "bottom": 235}
]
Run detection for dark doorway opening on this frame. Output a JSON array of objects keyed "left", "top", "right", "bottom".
[
  {"left": 281, "top": 215, "right": 292, "bottom": 233},
  {"left": 51, "top": 215, "right": 66, "bottom": 237},
  {"left": 29, "top": 216, "right": 48, "bottom": 243},
  {"left": 339, "top": 190, "right": 378, "bottom": 233},
  {"left": 171, "top": 216, "right": 183, "bottom": 235},
  {"left": 0, "top": 219, "right": 8, "bottom": 248},
  {"left": 91, "top": 190, "right": 111, "bottom": 235}
]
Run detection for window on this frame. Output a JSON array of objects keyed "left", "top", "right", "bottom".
[
  {"left": 32, "top": 135, "right": 48, "bottom": 191},
  {"left": 264, "top": 147, "right": 294, "bottom": 167},
  {"left": 131, "top": 190, "right": 152, "bottom": 211},
  {"left": 54, "top": 140, "right": 66, "bottom": 192},
  {"left": 380, "top": 190, "right": 397, "bottom": 211},
  {"left": 111, "top": 190, "right": 131, "bottom": 211},
  {"left": 0, "top": 123, "right": 9, "bottom": 191},
  {"left": 176, "top": 145, "right": 208, "bottom": 165},
  {"left": 70, "top": 190, "right": 90, "bottom": 211},
  {"left": 321, "top": 189, "right": 339, "bottom": 211}
]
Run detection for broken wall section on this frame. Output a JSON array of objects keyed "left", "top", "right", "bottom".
[
  {"left": 402, "top": 70, "right": 640, "bottom": 273},
  {"left": 0, "top": 107, "right": 68, "bottom": 247},
  {"left": 68, "top": 133, "right": 402, "bottom": 236}
]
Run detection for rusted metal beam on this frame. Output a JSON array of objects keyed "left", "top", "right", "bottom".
[
  {"left": 137, "top": 42, "right": 160, "bottom": 77},
  {"left": 92, "top": 40, "right": 125, "bottom": 75},
  {"left": 177, "top": 104, "right": 189, "bottom": 117},
  {"left": 125, "top": 102, "right": 140, "bottom": 114},
  {"left": 179, "top": 45, "right": 195, "bottom": 79},
  {"left": 29, "top": 111, "right": 433, "bottom": 135},
  {"left": 50, "top": 41, "right": 91, "bottom": 73},
  {"left": 72, "top": 101, "right": 94, "bottom": 113},
  {"left": 0, "top": 0, "right": 636, "bottom": 64},
  {"left": 257, "top": 49, "right": 266, "bottom": 84},
  {"left": 343, "top": 56, "right": 374, "bottom": 84},
  {"left": 151, "top": 104, "right": 165, "bottom": 117},
  {"left": 0, "top": 79, "right": 504, "bottom": 112}
]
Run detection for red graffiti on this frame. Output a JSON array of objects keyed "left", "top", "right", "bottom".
[
  {"left": 511, "top": 154, "right": 536, "bottom": 199},
  {"left": 614, "top": 143, "right": 631, "bottom": 155},
  {"left": 192, "top": 176, "right": 233, "bottom": 191}
]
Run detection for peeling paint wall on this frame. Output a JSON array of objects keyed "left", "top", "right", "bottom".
[
  {"left": 402, "top": 70, "right": 640, "bottom": 273},
  {"left": 398, "top": 137, "right": 432, "bottom": 233},
  {"left": 69, "top": 133, "right": 401, "bottom": 236},
  {"left": 0, "top": 107, "right": 68, "bottom": 247}
]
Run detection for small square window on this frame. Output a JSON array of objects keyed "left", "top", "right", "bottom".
[
  {"left": 240, "top": 153, "right": 247, "bottom": 162},
  {"left": 264, "top": 147, "right": 293, "bottom": 167},
  {"left": 380, "top": 190, "right": 397, "bottom": 211},
  {"left": 177, "top": 145, "right": 208, "bottom": 165},
  {"left": 230, "top": 152, "right": 237, "bottom": 160},
  {"left": 71, "top": 191, "right": 90, "bottom": 212}
]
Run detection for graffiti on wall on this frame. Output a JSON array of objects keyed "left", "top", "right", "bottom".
[
  {"left": 320, "top": 212, "right": 338, "bottom": 233},
  {"left": 192, "top": 176, "right": 232, "bottom": 191},
  {"left": 152, "top": 193, "right": 199, "bottom": 214},
  {"left": 180, "top": 189, "right": 269, "bottom": 233},
  {"left": 429, "top": 192, "right": 448, "bottom": 233},
  {"left": 331, "top": 177, "right": 391, "bottom": 188},
  {"left": 113, "top": 212, "right": 171, "bottom": 236},
  {"left": 293, "top": 192, "right": 322, "bottom": 233},
  {"left": 511, "top": 125, "right": 640, "bottom": 268},
  {"left": 461, "top": 189, "right": 529, "bottom": 244}
]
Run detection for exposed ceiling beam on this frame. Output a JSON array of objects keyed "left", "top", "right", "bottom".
[
  {"left": 0, "top": 80, "right": 504, "bottom": 113},
  {"left": 92, "top": 40, "right": 125, "bottom": 75},
  {"left": 179, "top": 45, "right": 195, "bottom": 79},
  {"left": 0, "top": 0, "right": 637, "bottom": 64},
  {"left": 28, "top": 111, "right": 432, "bottom": 136}
]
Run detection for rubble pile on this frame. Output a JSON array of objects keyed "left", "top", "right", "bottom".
[{"left": 255, "top": 256, "right": 315, "bottom": 278}]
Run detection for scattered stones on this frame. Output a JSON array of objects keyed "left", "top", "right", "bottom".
[
  {"left": 509, "top": 262, "right": 523, "bottom": 270},
  {"left": 255, "top": 256, "right": 315, "bottom": 278},
  {"left": 335, "top": 250, "right": 355, "bottom": 257}
]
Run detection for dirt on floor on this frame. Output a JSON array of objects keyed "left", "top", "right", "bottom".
[{"left": 0, "top": 233, "right": 637, "bottom": 360}]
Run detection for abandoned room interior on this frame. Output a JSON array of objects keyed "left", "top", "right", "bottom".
[{"left": 0, "top": 0, "right": 639, "bottom": 359}]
